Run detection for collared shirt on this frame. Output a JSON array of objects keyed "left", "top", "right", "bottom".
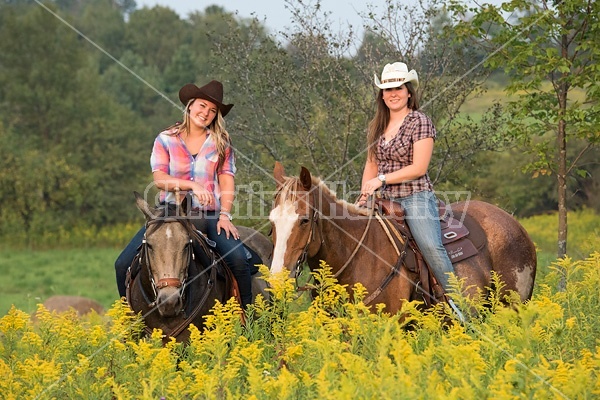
[
  {"left": 376, "top": 110, "right": 435, "bottom": 198},
  {"left": 150, "top": 126, "right": 236, "bottom": 210}
]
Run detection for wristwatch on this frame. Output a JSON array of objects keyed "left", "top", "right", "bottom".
[{"left": 378, "top": 174, "right": 386, "bottom": 185}]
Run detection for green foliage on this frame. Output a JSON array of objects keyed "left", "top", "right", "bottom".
[
  {"left": 1, "top": 0, "right": 598, "bottom": 249},
  {"left": 2, "top": 255, "right": 600, "bottom": 398},
  {"left": 447, "top": 0, "right": 600, "bottom": 256},
  {"left": 520, "top": 208, "right": 600, "bottom": 259}
]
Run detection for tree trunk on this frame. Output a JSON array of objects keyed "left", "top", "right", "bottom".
[{"left": 556, "top": 29, "right": 569, "bottom": 291}]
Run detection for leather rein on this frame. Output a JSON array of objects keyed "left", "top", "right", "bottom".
[
  {"left": 293, "top": 193, "right": 408, "bottom": 305},
  {"left": 127, "top": 216, "right": 219, "bottom": 339}
]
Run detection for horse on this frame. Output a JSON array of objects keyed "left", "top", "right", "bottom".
[
  {"left": 269, "top": 162, "right": 537, "bottom": 318},
  {"left": 126, "top": 192, "right": 271, "bottom": 342},
  {"left": 31, "top": 295, "right": 105, "bottom": 323}
]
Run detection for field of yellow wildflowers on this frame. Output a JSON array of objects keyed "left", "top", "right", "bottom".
[{"left": 1, "top": 253, "right": 599, "bottom": 399}]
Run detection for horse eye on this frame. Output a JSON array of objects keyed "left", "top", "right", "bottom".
[{"left": 300, "top": 217, "right": 310, "bottom": 225}]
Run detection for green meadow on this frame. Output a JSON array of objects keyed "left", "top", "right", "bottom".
[{"left": 1, "top": 209, "right": 597, "bottom": 315}]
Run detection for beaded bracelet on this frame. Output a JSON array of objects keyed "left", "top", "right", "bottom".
[{"left": 219, "top": 211, "right": 233, "bottom": 221}]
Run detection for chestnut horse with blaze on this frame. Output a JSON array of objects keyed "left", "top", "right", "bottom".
[{"left": 269, "top": 162, "right": 536, "bottom": 314}]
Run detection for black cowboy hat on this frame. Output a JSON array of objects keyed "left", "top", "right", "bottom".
[{"left": 178, "top": 80, "right": 234, "bottom": 117}]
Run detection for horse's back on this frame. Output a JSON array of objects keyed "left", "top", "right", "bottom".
[{"left": 450, "top": 200, "right": 537, "bottom": 301}]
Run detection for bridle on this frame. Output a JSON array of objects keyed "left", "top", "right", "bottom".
[
  {"left": 293, "top": 190, "right": 323, "bottom": 279},
  {"left": 293, "top": 191, "right": 378, "bottom": 280},
  {"left": 290, "top": 191, "right": 409, "bottom": 304},
  {"left": 138, "top": 217, "right": 194, "bottom": 303},
  {"left": 125, "top": 206, "right": 229, "bottom": 340},
  {"left": 136, "top": 215, "right": 219, "bottom": 315}
]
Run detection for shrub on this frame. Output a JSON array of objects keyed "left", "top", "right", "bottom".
[{"left": 1, "top": 255, "right": 599, "bottom": 399}]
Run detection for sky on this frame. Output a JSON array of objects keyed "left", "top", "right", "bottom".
[
  {"left": 135, "top": 0, "right": 385, "bottom": 39},
  {"left": 135, "top": 1, "right": 504, "bottom": 45}
]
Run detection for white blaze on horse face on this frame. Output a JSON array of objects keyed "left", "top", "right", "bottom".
[
  {"left": 269, "top": 200, "right": 299, "bottom": 274},
  {"left": 165, "top": 226, "right": 173, "bottom": 239}
]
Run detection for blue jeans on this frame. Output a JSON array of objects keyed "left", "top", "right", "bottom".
[
  {"left": 114, "top": 211, "right": 253, "bottom": 307},
  {"left": 392, "top": 190, "right": 456, "bottom": 292}
]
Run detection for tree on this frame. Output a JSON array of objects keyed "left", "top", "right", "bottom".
[
  {"left": 449, "top": 0, "right": 600, "bottom": 265},
  {"left": 0, "top": 3, "right": 149, "bottom": 242},
  {"left": 210, "top": 0, "right": 505, "bottom": 200},
  {"left": 124, "top": 6, "right": 186, "bottom": 72}
]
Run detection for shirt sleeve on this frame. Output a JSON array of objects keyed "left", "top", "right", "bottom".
[
  {"left": 218, "top": 145, "right": 236, "bottom": 176},
  {"left": 150, "top": 134, "right": 170, "bottom": 173},
  {"left": 411, "top": 112, "right": 437, "bottom": 142}
]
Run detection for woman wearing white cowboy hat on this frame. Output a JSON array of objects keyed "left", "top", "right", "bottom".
[
  {"left": 360, "top": 62, "right": 465, "bottom": 321},
  {"left": 115, "top": 79, "right": 254, "bottom": 308}
]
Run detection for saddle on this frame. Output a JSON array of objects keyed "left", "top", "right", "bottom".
[{"left": 374, "top": 198, "right": 486, "bottom": 306}]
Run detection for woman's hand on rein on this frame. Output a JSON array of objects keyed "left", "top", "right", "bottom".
[
  {"left": 357, "top": 193, "right": 368, "bottom": 207},
  {"left": 192, "top": 184, "right": 214, "bottom": 206},
  {"left": 363, "top": 177, "right": 383, "bottom": 194},
  {"left": 360, "top": 177, "right": 383, "bottom": 202}
]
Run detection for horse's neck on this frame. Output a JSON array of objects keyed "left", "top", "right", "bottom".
[
  {"left": 316, "top": 193, "right": 371, "bottom": 259},
  {"left": 317, "top": 191, "right": 336, "bottom": 218}
]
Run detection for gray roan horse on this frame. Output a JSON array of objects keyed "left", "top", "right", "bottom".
[
  {"left": 126, "top": 192, "right": 271, "bottom": 342},
  {"left": 269, "top": 162, "right": 537, "bottom": 317}
]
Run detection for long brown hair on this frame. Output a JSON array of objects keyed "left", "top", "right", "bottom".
[
  {"left": 169, "top": 99, "right": 232, "bottom": 171},
  {"left": 366, "top": 82, "right": 419, "bottom": 161}
]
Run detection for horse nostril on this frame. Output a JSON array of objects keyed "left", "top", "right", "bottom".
[{"left": 155, "top": 288, "right": 184, "bottom": 317}]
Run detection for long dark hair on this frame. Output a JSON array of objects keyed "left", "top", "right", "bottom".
[{"left": 366, "top": 82, "right": 419, "bottom": 161}]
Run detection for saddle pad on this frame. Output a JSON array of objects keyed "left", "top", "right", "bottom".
[
  {"left": 440, "top": 217, "right": 470, "bottom": 245},
  {"left": 445, "top": 237, "right": 479, "bottom": 263},
  {"left": 376, "top": 198, "right": 487, "bottom": 264},
  {"left": 443, "top": 209, "right": 487, "bottom": 263}
]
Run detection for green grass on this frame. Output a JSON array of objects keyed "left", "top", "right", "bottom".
[
  {"left": 459, "top": 79, "right": 588, "bottom": 119},
  {"left": 0, "top": 248, "right": 120, "bottom": 315}
]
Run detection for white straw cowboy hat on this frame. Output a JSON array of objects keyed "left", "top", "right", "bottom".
[
  {"left": 374, "top": 62, "right": 419, "bottom": 89},
  {"left": 178, "top": 80, "right": 234, "bottom": 117}
]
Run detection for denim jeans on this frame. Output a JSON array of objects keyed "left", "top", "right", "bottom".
[
  {"left": 114, "top": 211, "right": 253, "bottom": 307},
  {"left": 392, "top": 190, "right": 456, "bottom": 292}
]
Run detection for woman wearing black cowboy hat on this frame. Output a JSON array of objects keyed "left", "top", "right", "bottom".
[{"left": 114, "top": 80, "right": 253, "bottom": 308}]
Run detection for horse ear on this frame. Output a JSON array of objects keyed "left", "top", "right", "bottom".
[
  {"left": 299, "top": 166, "right": 312, "bottom": 190},
  {"left": 273, "top": 161, "right": 286, "bottom": 188},
  {"left": 134, "top": 191, "right": 160, "bottom": 220}
]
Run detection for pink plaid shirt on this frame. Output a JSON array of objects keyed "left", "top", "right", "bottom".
[
  {"left": 376, "top": 110, "right": 435, "bottom": 198},
  {"left": 150, "top": 126, "right": 236, "bottom": 210}
]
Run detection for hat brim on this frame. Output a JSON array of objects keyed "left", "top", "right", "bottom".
[
  {"left": 373, "top": 71, "right": 419, "bottom": 89},
  {"left": 178, "top": 84, "right": 234, "bottom": 117}
]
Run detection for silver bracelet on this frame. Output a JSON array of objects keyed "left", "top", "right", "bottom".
[{"left": 219, "top": 210, "right": 233, "bottom": 221}]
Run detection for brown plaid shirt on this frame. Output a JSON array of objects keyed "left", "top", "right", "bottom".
[{"left": 376, "top": 110, "right": 435, "bottom": 198}]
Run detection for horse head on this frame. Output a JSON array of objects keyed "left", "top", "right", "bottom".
[
  {"left": 270, "top": 162, "right": 322, "bottom": 275},
  {"left": 134, "top": 192, "right": 194, "bottom": 318}
]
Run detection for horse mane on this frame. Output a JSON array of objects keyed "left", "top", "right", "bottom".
[
  {"left": 276, "top": 175, "right": 369, "bottom": 216},
  {"left": 146, "top": 203, "right": 202, "bottom": 241}
]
